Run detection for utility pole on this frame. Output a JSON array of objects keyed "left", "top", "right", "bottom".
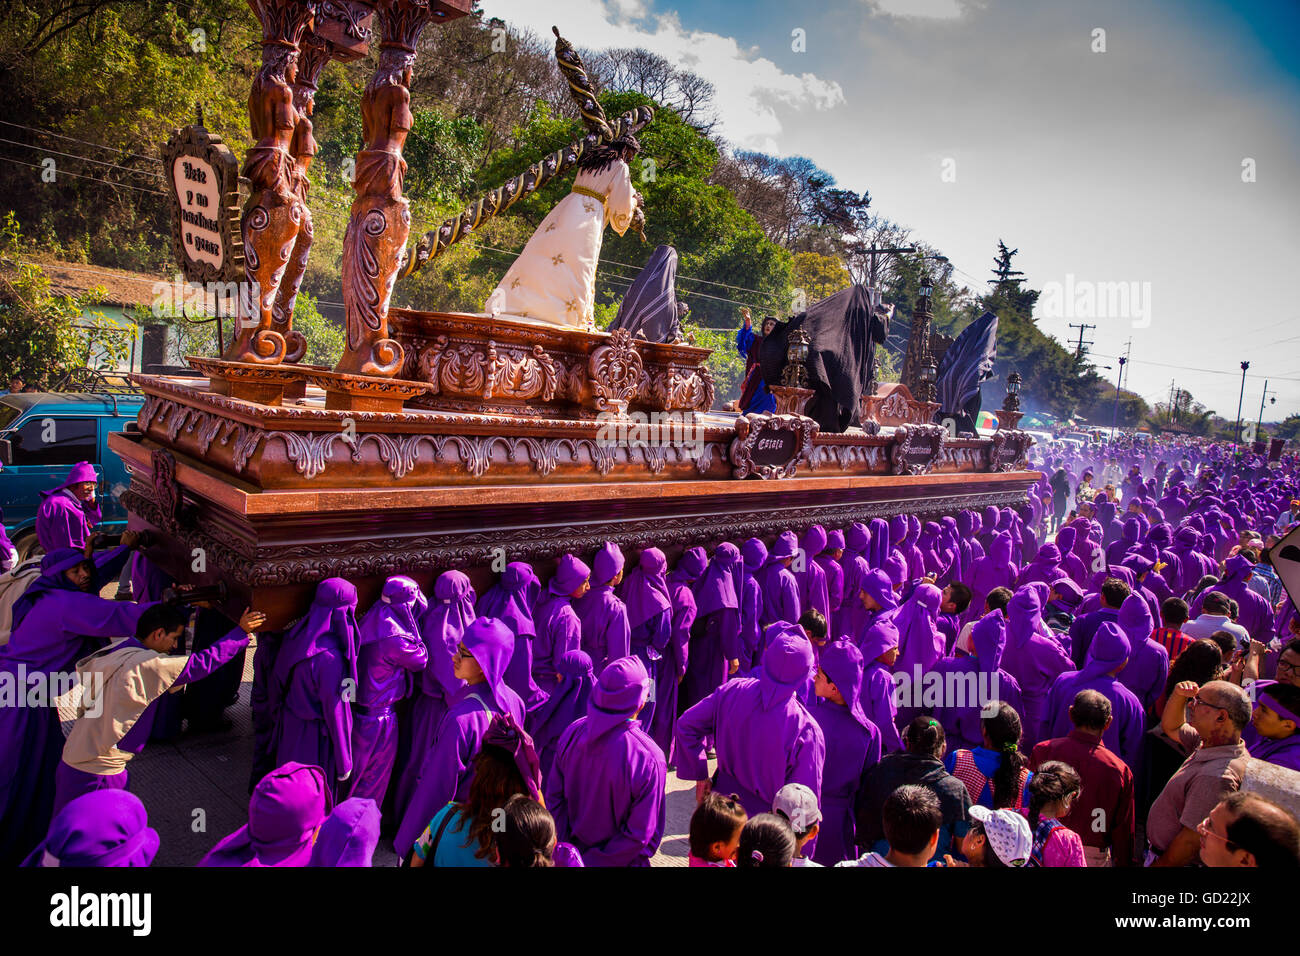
[
  {"left": 863, "top": 243, "right": 917, "bottom": 289},
  {"left": 1256, "top": 379, "right": 1277, "bottom": 442},
  {"left": 1110, "top": 339, "right": 1131, "bottom": 438},
  {"left": 1069, "top": 323, "right": 1096, "bottom": 360}
]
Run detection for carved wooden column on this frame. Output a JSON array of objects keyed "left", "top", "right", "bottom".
[
  {"left": 336, "top": 0, "right": 467, "bottom": 378},
  {"left": 223, "top": 0, "right": 317, "bottom": 367},
  {"left": 272, "top": 2, "right": 375, "bottom": 378}
]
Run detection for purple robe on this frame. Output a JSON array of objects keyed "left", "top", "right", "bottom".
[
  {"left": 621, "top": 548, "right": 673, "bottom": 733},
  {"left": 0, "top": 547, "right": 147, "bottom": 865},
  {"left": 795, "top": 526, "right": 831, "bottom": 622},
  {"left": 676, "top": 631, "right": 826, "bottom": 817},
  {"left": 349, "top": 577, "right": 428, "bottom": 807},
  {"left": 999, "top": 590, "right": 1075, "bottom": 744},
  {"left": 309, "top": 796, "right": 381, "bottom": 866},
  {"left": 573, "top": 542, "right": 629, "bottom": 677},
  {"left": 1116, "top": 593, "right": 1169, "bottom": 714},
  {"left": 395, "top": 570, "right": 475, "bottom": 822},
  {"left": 546, "top": 656, "right": 667, "bottom": 866},
  {"left": 395, "top": 617, "right": 526, "bottom": 858},
  {"left": 21, "top": 790, "right": 158, "bottom": 868},
  {"left": 478, "top": 562, "right": 546, "bottom": 713},
  {"left": 811, "top": 640, "right": 881, "bottom": 865},
  {"left": 1188, "top": 555, "right": 1275, "bottom": 642},
  {"left": 968, "top": 532, "right": 1018, "bottom": 624},
  {"left": 757, "top": 544, "right": 801, "bottom": 628},
  {"left": 654, "top": 547, "right": 703, "bottom": 759},
  {"left": 740, "top": 539, "right": 767, "bottom": 666},
  {"left": 682, "top": 543, "right": 743, "bottom": 714},
  {"left": 574, "top": 584, "right": 630, "bottom": 682},
  {"left": 534, "top": 555, "right": 590, "bottom": 687},
  {"left": 200, "top": 762, "right": 332, "bottom": 867},
  {"left": 35, "top": 462, "right": 102, "bottom": 553},
  {"left": 270, "top": 578, "right": 360, "bottom": 801},
  {"left": 530, "top": 650, "right": 595, "bottom": 784},
  {"left": 932, "top": 610, "right": 1028, "bottom": 752},
  {"left": 1045, "top": 622, "right": 1146, "bottom": 771},
  {"left": 1249, "top": 732, "right": 1300, "bottom": 773}
]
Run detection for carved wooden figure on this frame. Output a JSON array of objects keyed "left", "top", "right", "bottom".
[
  {"left": 223, "top": 0, "right": 317, "bottom": 366},
  {"left": 272, "top": 1, "right": 375, "bottom": 363}
]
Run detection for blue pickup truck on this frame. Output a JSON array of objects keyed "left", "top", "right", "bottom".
[{"left": 0, "top": 390, "right": 145, "bottom": 562}]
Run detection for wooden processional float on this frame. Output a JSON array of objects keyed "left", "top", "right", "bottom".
[{"left": 125, "top": 7, "right": 1037, "bottom": 627}]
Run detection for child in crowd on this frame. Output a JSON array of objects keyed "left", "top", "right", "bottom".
[
  {"left": 687, "top": 791, "right": 748, "bottom": 867},
  {"left": 1025, "top": 760, "right": 1086, "bottom": 867},
  {"left": 772, "top": 783, "right": 822, "bottom": 867},
  {"left": 735, "top": 814, "right": 796, "bottom": 868}
]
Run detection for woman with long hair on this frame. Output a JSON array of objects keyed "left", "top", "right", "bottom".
[
  {"left": 944, "top": 702, "right": 1032, "bottom": 811},
  {"left": 407, "top": 713, "right": 541, "bottom": 868}
]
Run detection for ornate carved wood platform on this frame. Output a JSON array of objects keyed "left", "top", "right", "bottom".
[
  {"left": 389, "top": 310, "right": 714, "bottom": 419},
  {"left": 112, "top": 365, "right": 1036, "bottom": 627}
]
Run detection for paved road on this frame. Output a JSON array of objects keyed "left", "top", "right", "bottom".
[{"left": 58, "top": 624, "right": 706, "bottom": 866}]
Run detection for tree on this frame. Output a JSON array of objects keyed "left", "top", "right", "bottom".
[
  {"left": 0, "top": 214, "right": 130, "bottom": 386},
  {"left": 1276, "top": 414, "right": 1300, "bottom": 441},
  {"left": 791, "top": 252, "right": 851, "bottom": 305}
]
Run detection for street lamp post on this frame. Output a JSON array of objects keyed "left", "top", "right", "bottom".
[
  {"left": 1234, "top": 360, "right": 1250, "bottom": 455},
  {"left": 1110, "top": 356, "right": 1127, "bottom": 438}
]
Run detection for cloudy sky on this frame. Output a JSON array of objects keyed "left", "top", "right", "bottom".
[{"left": 480, "top": 0, "right": 1300, "bottom": 420}]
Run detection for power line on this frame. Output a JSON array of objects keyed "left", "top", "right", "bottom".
[
  {"left": 0, "top": 119, "right": 162, "bottom": 165},
  {"left": 0, "top": 137, "right": 163, "bottom": 180},
  {"left": 0, "top": 155, "right": 165, "bottom": 196},
  {"left": 1088, "top": 352, "right": 1300, "bottom": 384}
]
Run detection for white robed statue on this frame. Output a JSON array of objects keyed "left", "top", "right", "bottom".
[{"left": 485, "top": 135, "right": 643, "bottom": 330}]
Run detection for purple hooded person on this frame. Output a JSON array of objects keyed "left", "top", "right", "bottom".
[
  {"left": 795, "top": 525, "right": 831, "bottom": 624},
  {"left": 35, "top": 461, "right": 101, "bottom": 553},
  {"left": 1115, "top": 593, "right": 1169, "bottom": 714},
  {"left": 0, "top": 544, "right": 148, "bottom": 865},
  {"left": 656, "top": 547, "right": 704, "bottom": 759},
  {"left": 21, "top": 790, "right": 159, "bottom": 868},
  {"left": 573, "top": 543, "right": 631, "bottom": 678},
  {"left": 739, "top": 538, "right": 767, "bottom": 667},
  {"left": 757, "top": 531, "right": 802, "bottom": 627},
  {"left": 1044, "top": 622, "right": 1146, "bottom": 771},
  {"left": 676, "top": 627, "right": 827, "bottom": 818},
  {"left": 682, "top": 543, "right": 743, "bottom": 716},
  {"left": 1189, "top": 554, "right": 1273, "bottom": 642},
  {"left": 969, "top": 532, "right": 1018, "bottom": 625},
  {"left": 270, "top": 578, "right": 360, "bottom": 801},
  {"left": 200, "top": 761, "right": 332, "bottom": 866},
  {"left": 530, "top": 649, "right": 596, "bottom": 784},
  {"left": 620, "top": 547, "right": 671, "bottom": 734},
  {"left": 534, "top": 554, "right": 590, "bottom": 687},
  {"left": 1016, "top": 542, "right": 1067, "bottom": 590},
  {"left": 348, "top": 576, "right": 428, "bottom": 807},
  {"left": 477, "top": 561, "right": 547, "bottom": 715},
  {"left": 1053, "top": 526, "right": 1089, "bottom": 588},
  {"left": 931, "top": 610, "right": 1027, "bottom": 752},
  {"left": 395, "top": 616, "right": 526, "bottom": 859},
  {"left": 394, "top": 570, "right": 475, "bottom": 822},
  {"left": 811, "top": 640, "right": 882, "bottom": 865},
  {"left": 546, "top": 655, "right": 666, "bottom": 866},
  {"left": 891, "top": 581, "right": 944, "bottom": 730},
  {"left": 308, "top": 796, "right": 381, "bottom": 866},
  {"left": 999, "top": 587, "right": 1074, "bottom": 745},
  {"left": 819, "top": 528, "right": 847, "bottom": 633}
]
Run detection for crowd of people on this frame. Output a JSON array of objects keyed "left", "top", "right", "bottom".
[{"left": 2, "top": 430, "right": 1299, "bottom": 868}]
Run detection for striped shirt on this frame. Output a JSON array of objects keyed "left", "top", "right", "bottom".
[{"left": 1151, "top": 626, "right": 1192, "bottom": 661}]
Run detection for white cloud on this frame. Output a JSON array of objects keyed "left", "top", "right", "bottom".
[
  {"left": 866, "top": 0, "right": 975, "bottom": 19},
  {"left": 480, "top": 0, "right": 845, "bottom": 148}
]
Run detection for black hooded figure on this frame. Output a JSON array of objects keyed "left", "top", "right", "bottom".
[
  {"left": 608, "top": 244, "right": 683, "bottom": 343},
  {"left": 758, "top": 284, "right": 893, "bottom": 433},
  {"left": 934, "top": 310, "right": 999, "bottom": 435}
]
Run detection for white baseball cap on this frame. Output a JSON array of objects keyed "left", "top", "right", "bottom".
[
  {"left": 969, "top": 805, "right": 1032, "bottom": 867},
  {"left": 772, "top": 783, "right": 822, "bottom": 834}
]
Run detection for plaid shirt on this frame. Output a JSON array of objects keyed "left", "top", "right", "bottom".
[{"left": 1151, "top": 626, "right": 1192, "bottom": 661}]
